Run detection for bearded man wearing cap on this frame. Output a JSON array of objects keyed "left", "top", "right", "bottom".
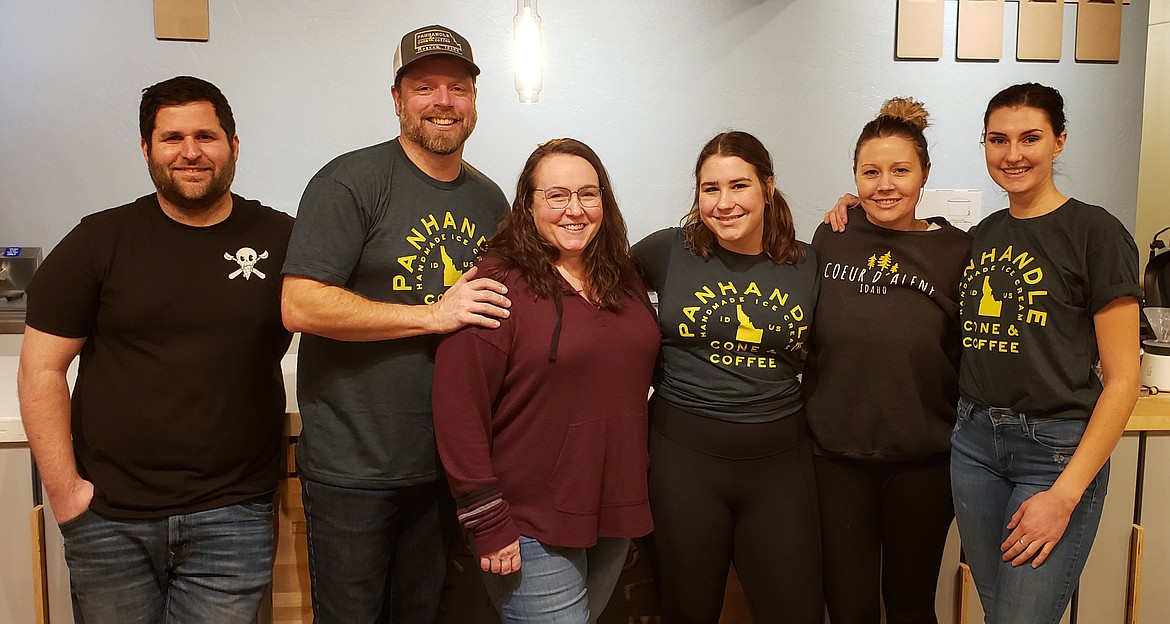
[{"left": 281, "top": 24, "right": 510, "bottom": 623}]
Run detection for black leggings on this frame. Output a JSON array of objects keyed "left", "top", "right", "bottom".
[
  {"left": 648, "top": 400, "right": 823, "bottom": 624},
  {"left": 814, "top": 453, "right": 954, "bottom": 624}
]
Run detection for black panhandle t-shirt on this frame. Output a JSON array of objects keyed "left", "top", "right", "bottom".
[
  {"left": 26, "top": 194, "right": 294, "bottom": 518},
  {"left": 958, "top": 199, "right": 1140, "bottom": 420}
]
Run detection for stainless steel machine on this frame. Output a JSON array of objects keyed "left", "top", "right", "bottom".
[
  {"left": 1141, "top": 227, "right": 1170, "bottom": 390},
  {"left": 0, "top": 246, "right": 41, "bottom": 333}
]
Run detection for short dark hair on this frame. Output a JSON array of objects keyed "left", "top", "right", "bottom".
[
  {"left": 681, "top": 131, "right": 804, "bottom": 265},
  {"left": 139, "top": 76, "right": 235, "bottom": 143},
  {"left": 484, "top": 138, "right": 638, "bottom": 312},
  {"left": 983, "top": 83, "right": 1066, "bottom": 136}
]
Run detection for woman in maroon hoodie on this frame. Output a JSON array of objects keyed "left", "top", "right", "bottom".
[{"left": 433, "top": 138, "right": 659, "bottom": 623}]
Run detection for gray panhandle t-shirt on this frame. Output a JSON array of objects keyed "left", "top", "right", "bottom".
[
  {"left": 283, "top": 139, "right": 507, "bottom": 488},
  {"left": 959, "top": 198, "right": 1140, "bottom": 420},
  {"left": 632, "top": 228, "right": 819, "bottom": 424}
]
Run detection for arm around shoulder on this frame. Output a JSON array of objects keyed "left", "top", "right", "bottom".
[
  {"left": 280, "top": 274, "right": 433, "bottom": 341},
  {"left": 281, "top": 267, "right": 513, "bottom": 342}
]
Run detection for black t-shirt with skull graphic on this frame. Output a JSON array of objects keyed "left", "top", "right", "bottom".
[
  {"left": 26, "top": 194, "right": 294, "bottom": 518},
  {"left": 958, "top": 199, "right": 1140, "bottom": 420},
  {"left": 632, "top": 227, "right": 819, "bottom": 423}
]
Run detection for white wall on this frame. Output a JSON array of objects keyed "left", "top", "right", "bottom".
[
  {"left": 0, "top": 0, "right": 1151, "bottom": 250},
  {"left": 1138, "top": 2, "right": 1170, "bottom": 257},
  {"left": 1, "top": 1, "right": 1162, "bottom": 623}
]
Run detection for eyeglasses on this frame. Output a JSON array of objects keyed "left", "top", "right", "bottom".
[{"left": 535, "top": 186, "right": 603, "bottom": 209}]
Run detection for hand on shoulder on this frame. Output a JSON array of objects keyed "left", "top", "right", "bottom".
[
  {"left": 823, "top": 193, "right": 860, "bottom": 233},
  {"left": 430, "top": 265, "right": 512, "bottom": 333}
]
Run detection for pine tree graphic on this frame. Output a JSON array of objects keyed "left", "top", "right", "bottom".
[
  {"left": 876, "top": 251, "right": 894, "bottom": 270},
  {"left": 867, "top": 254, "right": 877, "bottom": 268},
  {"left": 890, "top": 262, "right": 899, "bottom": 273}
]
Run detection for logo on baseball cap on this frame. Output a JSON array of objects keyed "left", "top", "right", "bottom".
[{"left": 393, "top": 25, "right": 480, "bottom": 78}]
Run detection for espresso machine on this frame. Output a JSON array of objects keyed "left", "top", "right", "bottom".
[
  {"left": 1142, "top": 227, "right": 1170, "bottom": 390},
  {"left": 0, "top": 246, "right": 41, "bottom": 333}
]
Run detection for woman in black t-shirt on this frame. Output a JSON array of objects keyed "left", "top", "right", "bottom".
[
  {"left": 805, "top": 98, "right": 971, "bottom": 624},
  {"left": 949, "top": 83, "right": 1140, "bottom": 624}
]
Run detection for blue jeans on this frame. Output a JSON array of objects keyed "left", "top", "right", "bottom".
[
  {"left": 479, "top": 536, "right": 630, "bottom": 624},
  {"left": 950, "top": 397, "right": 1108, "bottom": 624},
  {"left": 60, "top": 498, "right": 274, "bottom": 624},
  {"left": 301, "top": 477, "right": 451, "bottom": 624}
]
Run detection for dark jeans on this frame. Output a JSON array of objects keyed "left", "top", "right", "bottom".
[
  {"left": 61, "top": 498, "right": 274, "bottom": 624},
  {"left": 815, "top": 453, "right": 954, "bottom": 624},
  {"left": 301, "top": 477, "right": 452, "bottom": 624}
]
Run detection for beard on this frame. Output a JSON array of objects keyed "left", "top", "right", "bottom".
[
  {"left": 147, "top": 153, "right": 236, "bottom": 212},
  {"left": 399, "top": 106, "right": 477, "bottom": 156}
]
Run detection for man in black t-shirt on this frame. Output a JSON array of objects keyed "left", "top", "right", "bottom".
[
  {"left": 18, "top": 76, "right": 293, "bottom": 624},
  {"left": 280, "top": 24, "right": 511, "bottom": 624}
]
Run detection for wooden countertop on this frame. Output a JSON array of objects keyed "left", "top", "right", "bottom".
[{"left": 1128, "top": 395, "right": 1170, "bottom": 432}]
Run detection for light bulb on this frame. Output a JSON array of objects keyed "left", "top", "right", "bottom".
[{"left": 513, "top": 0, "right": 543, "bottom": 103}]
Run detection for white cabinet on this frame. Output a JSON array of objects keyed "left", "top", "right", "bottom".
[{"left": 0, "top": 445, "right": 72, "bottom": 623}]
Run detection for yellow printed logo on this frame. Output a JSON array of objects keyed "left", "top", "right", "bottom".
[
  {"left": 822, "top": 253, "right": 937, "bottom": 298},
  {"left": 867, "top": 250, "right": 900, "bottom": 273},
  {"left": 977, "top": 276, "right": 1002, "bottom": 317},
  {"left": 440, "top": 246, "right": 462, "bottom": 287},
  {"left": 960, "top": 245, "right": 1048, "bottom": 355},
  {"left": 395, "top": 211, "right": 489, "bottom": 303},
  {"left": 673, "top": 279, "right": 808, "bottom": 371},
  {"left": 735, "top": 305, "right": 763, "bottom": 343}
]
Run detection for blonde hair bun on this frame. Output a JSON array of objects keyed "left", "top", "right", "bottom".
[{"left": 879, "top": 97, "right": 929, "bottom": 131}]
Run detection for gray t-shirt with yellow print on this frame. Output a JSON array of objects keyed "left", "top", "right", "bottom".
[
  {"left": 283, "top": 138, "right": 507, "bottom": 488},
  {"left": 633, "top": 227, "right": 819, "bottom": 423},
  {"left": 958, "top": 199, "right": 1140, "bottom": 420}
]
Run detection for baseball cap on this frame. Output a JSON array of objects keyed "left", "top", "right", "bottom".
[{"left": 393, "top": 25, "right": 481, "bottom": 78}]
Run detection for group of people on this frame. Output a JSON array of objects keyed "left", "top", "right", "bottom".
[{"left": 17, "top": 21, "right": 1140, "bottom": 624}]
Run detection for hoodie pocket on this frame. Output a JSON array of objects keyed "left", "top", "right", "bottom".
[{"left": 548, "top": 416, "right": 649, "bottom": 516}]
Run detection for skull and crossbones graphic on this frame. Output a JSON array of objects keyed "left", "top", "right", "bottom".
[{"left": 224, "top": 247, "right": 269, "bottom": 280}]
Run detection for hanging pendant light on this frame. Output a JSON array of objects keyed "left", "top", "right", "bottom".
[{"left": 513, "top": 0, "right": 543, "bottom": 103}]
